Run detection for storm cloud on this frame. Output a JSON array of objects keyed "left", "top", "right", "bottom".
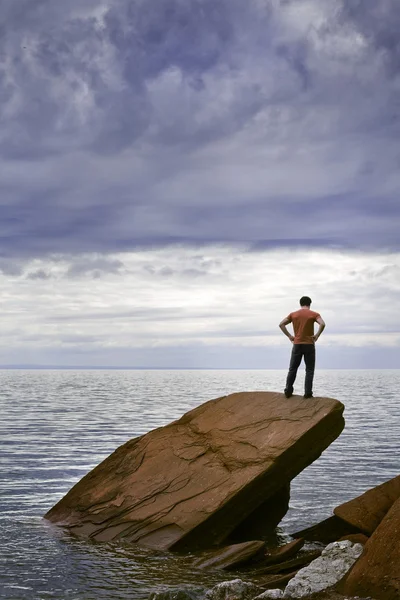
[{"left": 0, "top": 0, "right": 399, "bottom": 260}]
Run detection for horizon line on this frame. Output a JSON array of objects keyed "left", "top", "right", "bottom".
[{"left": 0, "top": 365, "right": 398, "bottom": 371}]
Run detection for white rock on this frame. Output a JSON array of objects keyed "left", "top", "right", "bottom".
[
  {"left": 253, "top": 590, "right": 284, "bottom": 599},
  {"left": 205, "top": 579, "right": 263, "bottom": 600},
  {"left": 283, "top": 541, "right": 363, "bottom": 598}
]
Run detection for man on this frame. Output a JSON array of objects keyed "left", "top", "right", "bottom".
[{"left": 279, "top": 296, "right": 325, "bottom": 399}]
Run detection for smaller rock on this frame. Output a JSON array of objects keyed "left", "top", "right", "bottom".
[
  {"left": 283, "top": 541, "right": 363, "bottom": 598},
  {"left": 205, "top": 579, "right": 264, "bottom": 600},
  {"left": 337, "top": 533, "right": 369, "bottom": 545},
  {"left": 292, "top": 516, "right": 361, "bottom": 544},
  {"left": 263, "top": 539, "right": 305, "bottom": 566},
  {"left": 340, "top": 495, "right": 400, "bottom": 600},
  {"left": 193, "top": 541, "right": 265, "bottom": 570},
  {"left": 149, "top": 587, "right": 205, "bottom": 600},
  {"left": 334, "top": 474, "right": 400, "bottom": 535},
  {"left": 254, "top": 591, "right": 284, "bottom": 599},
  {"left": 255, "top": 551, "right": 321, "bottom": 575}
]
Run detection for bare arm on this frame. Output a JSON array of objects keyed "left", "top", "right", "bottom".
[
  {"left": 279, "top": 317, "right": 294, "bottom": 342},
  {"left": 313, "top": 316, "right": 326, "bottom": 342}
]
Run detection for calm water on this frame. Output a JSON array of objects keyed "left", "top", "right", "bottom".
[{"left": 1, "top": 369, "right": 399, "bottom": 600}]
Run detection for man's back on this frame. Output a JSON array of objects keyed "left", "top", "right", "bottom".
[{"left": 288, "top": 308, "right": 321, "bottom": 344}]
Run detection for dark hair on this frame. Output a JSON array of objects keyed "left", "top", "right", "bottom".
[{"left": 300, "top": 296, "right": 312, "bottom": 306}]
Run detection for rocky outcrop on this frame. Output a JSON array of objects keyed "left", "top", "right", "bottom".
[
  {"left": 340, "top": 496, "right": 400, "bottom": 600},
  {"left": 334, "top": 474, "right": 400, "bottom": 535},
  {"left": 44, "top": 391, "right": 344, "bottom": 552},
  {"left": 284, "top": 541, "right": 363, "bottom": 598}
]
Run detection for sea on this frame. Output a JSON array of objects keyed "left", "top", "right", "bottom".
[{"left": 1, "top": 369, "right": 399, "bottom": 600}]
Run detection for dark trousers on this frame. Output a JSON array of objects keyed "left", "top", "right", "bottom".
[{"left": 285, "top": 344, "right": 316, "bottom": 396}]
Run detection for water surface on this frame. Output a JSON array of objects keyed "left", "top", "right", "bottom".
[{"left": 1, "top": 369, "right": 399, "bottom": 599}]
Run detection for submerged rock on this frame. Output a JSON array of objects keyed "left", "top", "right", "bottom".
[
  {"left": 149, "top": 588, "right": 205, "bottom": 600},
  {"left": 283, "top": 540, "right": 363, "bottom": 598},
  {"left": 205, "top": 579, "right": 263, "bottom": 600},
  {"left": 340, "top": 495, "right": 400, "bottom": 600},
  {"left": 193, "top": 540, "right": 265, "bottom": 570},
  {"left": 254, "top": 591, "right": 283, "bottom": 599},
  {"left": 263, "top": 539, "right": 305, "bottom": 566},
  {"left": 44, "top": 391, "right": 344, "bottom": 552}
]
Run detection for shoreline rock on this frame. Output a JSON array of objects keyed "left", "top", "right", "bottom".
[
  {"left": 44, "top": 391, "right": 344, "bottom": 552},
  {"left": 340, "top": 495, "right": 400, "bottom": 600}
]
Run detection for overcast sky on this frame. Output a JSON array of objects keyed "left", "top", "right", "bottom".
[{"left": 0, "top": 0, "right": 399, "bottom": 368}]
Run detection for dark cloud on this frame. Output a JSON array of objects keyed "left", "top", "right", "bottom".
[
  {"left": 26, "top": 268, "right": 52, "bottom": 280},
  {"left": 0, "top": 0, "right": 399, "bottom": 258},
  {"left": 66, "top": 257, "right": 125, "bottom": 277}
]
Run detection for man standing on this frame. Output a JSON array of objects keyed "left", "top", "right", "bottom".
[{"left": 279, "top": 296, "right": 325, "bottom": 398}]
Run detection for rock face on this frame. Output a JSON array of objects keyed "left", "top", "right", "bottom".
[
  {"left": 44, "top": 391, "right": 344, "bottom": 552},
  {"left": 340, "top": 496, "right": 400, "bottom": 600},
  {"left": 283, "top": 541, "right": 363, "bottom": 598},
  {"left": 227, "top": 485, "right": 290, "bottom": 544},
  {"left": 334, "top": 474, "right": 400, "bottom": 535}
]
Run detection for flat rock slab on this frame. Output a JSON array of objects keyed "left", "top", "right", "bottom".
[
  {"left": 263, "top": 539, "right": 305, "bottom": 566},
  {"left": 44, "top": 391, "right": 344, "bottom": 552},
  {"left": 255, "top": 550, "right": 321, "bottom": 575},
  {"left": 334, "top": 474, "right": 400, "bottom": 535},
  {"left": 193, "top": 540, "right": 265, "bottom": 570},
  {"left": 340, "top": 495, "right": 400, "bottom": 600}
]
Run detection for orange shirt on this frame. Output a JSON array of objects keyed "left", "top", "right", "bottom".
[{"left": 287, "top": 308, "right": 321, "bottom": 344}]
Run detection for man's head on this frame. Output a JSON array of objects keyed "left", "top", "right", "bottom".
[{"left": 300, "top": 296, "right": 312, "bottom": 307}]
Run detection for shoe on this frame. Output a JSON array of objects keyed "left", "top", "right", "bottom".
[
  {"left": 284, "top": 390, "right": 293, "bottom": 398},
  {"left": 303, "top": 393, "right": 313, "bottom": 399}
]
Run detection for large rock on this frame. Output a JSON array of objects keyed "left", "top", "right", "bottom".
[
  {"left": 44, "top": 391, "right": 344, "bottom": 552},
  {"left": 334, "top": 474, "right": 400, "bottom": 535},
  {"left": 340, "top": 496, "right": 400, "bottom": 600}
]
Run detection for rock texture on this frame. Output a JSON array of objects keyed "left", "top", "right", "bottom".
[
  {"left": 44, "top": 391, "right": 344, "bottom": 552},
  {"left": 334, "top": 474, "right": 400, "bottom": 535},
  {"left": 283, "top": 541, "right": 363, "bottom": 598},
  {"left": 340, "top": 496, "right": 400, "bottom": 600},
  {"left": 193, "top": 541, "right": 265, "bottom": 570}
]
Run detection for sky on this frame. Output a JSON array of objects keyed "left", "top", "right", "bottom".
[{"left": 0, "top": 0, "right": 399, "bottom": 368}]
